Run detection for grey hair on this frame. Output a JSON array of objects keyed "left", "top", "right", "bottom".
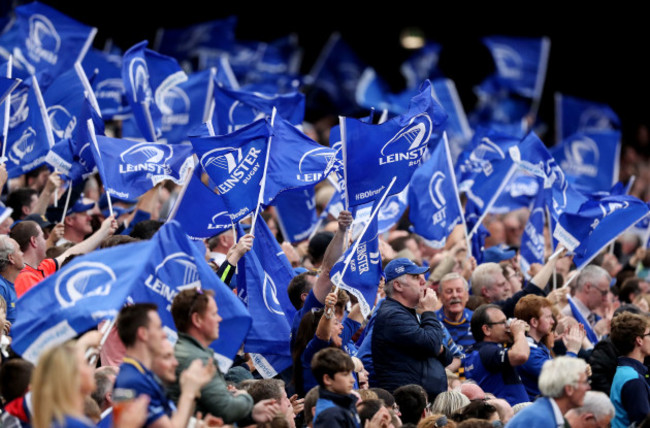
[
  {"left": 440, "top": 272, "right": 469, "bottom": 291},
  {"left": 471, "top": 262, "right": 501, "bottom": 296},
  {"left": 0, "top": 235, "right": 16, "bottom": 273},
  {"left": 570, "top": 391, "right": 614, "bottom": 418},
  {"left": 575, "top": 265, "right": 611, "bottom": 293},
  {"left": 431, "top": 390, "right": 470, "bottom": 417},
  {"left": 538, "top": 356, "right": 587, "bottom": 398}
]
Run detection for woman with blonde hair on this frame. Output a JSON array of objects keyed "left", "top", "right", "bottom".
[{"left": 31, "top": 339, "right": 97, "bottom": 428}]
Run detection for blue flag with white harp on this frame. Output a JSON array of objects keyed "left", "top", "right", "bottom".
[
  {"left": 344, "top": 80, "right": 447, "bottom": 207},
  {"left": 190, "top": 118, "right": 271, "bottom": 223},
  {"left": 554, "top": 195, "right": 650, "bottom": 269},
  {"left": 409, "top": 135, "right": 462, "bottom": 248},
  {"left": 211, "top": 83, "right": 304, "bottom": 135},
  {"left": 330, "top": 202, "right": 383, "bottom": 318},
  {"left": 401, "top": 41, "right": 443, "bottom": 89},
  {"left": 122, "top": 40, "right": 187, "bottom": 141},
  {"left": 491, "top": 171, "right": 539, "bottom": 214},
  {"left": 235, "top": 215, "right": 296, "bottom": 378},
  {"left": 274, "top": 187, "right": 319, "bottom": 244},
  {"left": 82, "top": 47, "right": 129, "bottom": 120},
  {"left": 226, "top": 35, "right": 302, "bottom": 86},
  {"left": 555, "top": 93, "right": 620, "bottom": 143},
  {"left": 1, "top": 76, "right": 55, "bottom": 178},
  {"left": 262, "top": 115, "right": 337, "bottom": 205},
  {"left": 8, "top": 2, "right": 96, "bottom": 90},
  {"left": 549, "top": 131, "right": 621, "bottom": 194},
  {"left": 154, "top": 16, "right": 237, "bottom": 64},
  {"left": 89, "top": 135, "right": 193, "bottom": 200},
  {"left": 519, "top": 180, "right": 546, "bottom": 277},
  {"left": 173, "top": 166, "right": 232, "bottom": 241},
  {"left": 481, "top": 36, "right": 550, "bottom": 100}
]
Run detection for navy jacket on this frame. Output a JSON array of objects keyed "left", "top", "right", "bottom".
[
  {"left": 371, "top": 297, "right": 452, "bottom": 399},
  {"left": 314, "top": 388, "right": 361, "bottom": 428}
]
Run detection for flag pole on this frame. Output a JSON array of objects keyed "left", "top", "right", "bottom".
[
  {"left": 86, "top": 317, "right": 116, "bottom": 366},
  {"left": 1, "top": 56, "right": 13, "bottom": 162},
  {"left": 443, "top": 132, "right": 471, "bottom": 258},
  {"left": 250, "top": 108, "right": 277, "bottom": 235},
  {"left": 60, "top": 184, "right": 73, "bottom": 224},
  {"left": 166, "top": 161, "right": 195, "bottom": 221},
  {"left": 87, "top": 118, "right": 113, "bottom": 217}
]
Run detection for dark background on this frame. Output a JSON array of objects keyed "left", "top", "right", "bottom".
[{"left": 11, "top": 1, "right": 650, "bottom": 148}]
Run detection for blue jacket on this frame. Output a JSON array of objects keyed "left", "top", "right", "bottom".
[
  {"left": 371, "top": 297, "right": 452, "bottom": 399},
  {"left": 314, "top": 388, "right": 361, "bottom": 428},
  {"left": 611, "top": 357, "right": 650, "bottom": 428},
  {"left": 505, "top": 397, "right": 561, "bottom": 428}
]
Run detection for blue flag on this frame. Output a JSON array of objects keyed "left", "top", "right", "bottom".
[
  {"left": 212, "top": 83, "right": 304, "bottom": 135},
  {"left": 344, "top": 80, "right": 447, "bottom": 207},
  {"left": 66, "top": 96, "right": 105, "bottom": 183},
  {"left": 481, "top": 36, "right": 550, "bottom": 99},
  {"left": 555, "top": 93, "right": 620, "bottom": 143},
  {"left": 430, "top": 79, "right": 472, "bottom": 162},
  {"left": 190, "top": 118, "right": 271, "bottom": 222},
  {"left": 519, "top": 182, "right": 546, "bottom": 277},
  {"left": 42, "top": 62, "right": 97, "bottom": 143},
  {"left": 376, "top": 188, "right": 408, "bottom": 234},
  {"left": 549, "top": 131, "right": 621, "bottom": 194},
  {"left": 306, "top": 32, "right": 367, "bottom": 115},
  {"left": 89, "top": 135, "right": 193, "bottom": 200},
  {"left": 554, "top": 195, "right": 650, "bottom": 269},
  {"left": 135, "top": 221, "right": 252, "bottom": 368},
  {"left": 173, "top": 166, "right": 232, "bottom": 241},
  {"left": 236, "top": 215, "right": 296, "bottom": 377},
  {"left": 465, "top": 198, "right": 490, "bottom": 264},
  {"left": 154, "top": 17, "right": 237, "bottom": 64},
  {"left": 226, "top": 35, "right": 302, "bottom": 86},
  {"left": 12, "top": 238, "right": 152, "bottom": 363},
  {"left": 491, "top": 171, "right": 540, "bottom": 214},
  {"left": 0, "top": 75, "right": 20, "bottom": 105},
  {"left": 1, "top": 76, "right": 55, "bottom": 178},
  {"left": 400, "top": 41, "right": 443, "bottom": 89},
  {"left": 330, "top": 204, "right": 382, "bottom": 317},
  {"left": 82, "top": 47, "right": 129, "bottom": 120},
  {"left": 262, "top": 115, "right": 337, "bottom": 205},
  {"left": 356, "top": 67, "right": 418, "bottom": 114},
  {"left": 9, "top": 2, "right": 96, "bottom": 89},
  {"left": 274, "top": 187, "right": 318, "bottom": 244},
  {"left": 122, "top": 40, "right": 187, "bottom": 141},
  {"left": 409, "top": 135, "right": 463, "bottom": 248}
]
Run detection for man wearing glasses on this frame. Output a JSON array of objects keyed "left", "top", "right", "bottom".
[
  {"left": 609, "top": 312, "right": 650, "bottom": 428},
  {"left": 560, "top": 265, "right": 612, "bottom": 345},
  {"left": 463, "top": 304, "right": 530, "bottom": 406}
]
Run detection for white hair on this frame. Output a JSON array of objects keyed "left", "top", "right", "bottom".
[{"left": 538, "top": 356, "right": 587, "bottom": 398}]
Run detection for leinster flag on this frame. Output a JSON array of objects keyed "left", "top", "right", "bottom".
[
  {"left": 82, "top": 48, "right": 129, "bottom": 119},
  {"left": 554, "top": 195, "right": 650, "bottom": 269},
  {"left": 330, "top": 205, "right": 382, "bottom": 318},
  {"left": 10, "top": 2, "right": 97, "bottom": 89},
  {"left": 409, "top": 135, "right": 462, "bottom": 248},
  {"left": 89, "top": 134, "right": 193, "bottom": 200},
  {"left": 344, "top": 80, "right": 447, "bottom": 207},
  {"left": 190, "top": 118, "right": 271, "bottom": 223},
  {"left": 356, "top": 67, "right": 418, "bottom": 114},
  {"left": 519, "top": 183, "right": 546, "bottom": 278},
  {"left": 400, "top": 41, "right": 443, "bottom": 89},
  {"left": 1, "top": 76, "right": 55, "bottom": 178},
  {"left": 550, "top": 131, "right": 621, "bottom": 194},
  {"left": 274, "top": 187, "right": 319, "bottom": 244},
  {"left": 211, "top": 83, "right": 304, "bottom": 135},
  {"left": 262, "top": 115, "right": 337, "bottom": 205},
  {"left": 555, "top": 93, "right": 620, "bottom": 142},
  {"left": 122, "top": 40, "right": 187, "bottom": 141}
]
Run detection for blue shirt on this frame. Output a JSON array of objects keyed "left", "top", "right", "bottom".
[
  {"left": 114, "top": 357, "right": 176, "bottom": 426},
  {"left": 436, "top": 308, "right": 474, "bottom": 355},
  {"left": 463, "top": 341, "right": 529, "bottom": 406},
  {"left": 290, "top": 290, "right": 324, "bottom": 351},
  {"left": 0, "top": 275, "right": 17, "bottom": 324},
  {"left": 53, "top": 415, "right": 95, "bottom": 428},
  {"left": 611, "top": 357, "right": 650, "bottom": 428},
  {"left": 519, "top": 336, "right": 576, "bottom": 401}
]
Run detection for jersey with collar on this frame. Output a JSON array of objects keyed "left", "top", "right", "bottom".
[
  {"left": 114, "top": 357, "right": 176, "bottom": 426},
  {"left": 463, "top": 341, "right": 529, "bottom": 406},
  {"left": 436, "top": 307, "right": 474, "bottom": 354}
]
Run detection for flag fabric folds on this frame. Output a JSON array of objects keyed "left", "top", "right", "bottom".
[{"left": 554, "top": 93, "right": 620, "bottom": 143}]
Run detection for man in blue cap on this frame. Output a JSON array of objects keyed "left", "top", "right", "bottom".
[
  {"left": 59, "top": 198, "right": 96, "bottom": 245},
  {"left": 371, "top": 257, "right": 452, "bottom": 401}
]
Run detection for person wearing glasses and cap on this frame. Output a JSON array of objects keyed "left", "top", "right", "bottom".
[{"left": 371, "top": 257, "right": 453, "bottom": 401}]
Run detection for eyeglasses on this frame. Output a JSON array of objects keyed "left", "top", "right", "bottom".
[
  {"left": 592, "top": 286, "right": 609, "bottom": 296},
  {"left": 486, "top": 320, "right": 507, "bottom": 326}
]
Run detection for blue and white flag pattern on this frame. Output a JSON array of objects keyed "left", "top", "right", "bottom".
[
  {"left": 274, "top": 187, "right": 319, "bottom": 244},
  {"left": 122, "top": 41, "right": 187, "bottom": 141},
  {"left": 89, "top": 135, "right": 193, "bottom": 200},
  {"left": 344, "top": 80, "right": 447, "bottom": 207},
  {"left": 400, "top": 41, "right": 443, "bottom": 89},
  {"left": 519, "top": 182, "right": 546, "bottom": 278},
  {"left": 82, "top": 48, "right": 129, "bottom": 119},
  {"left": 549, "top": 131, "right": 621, "bottom": 194},
  {"left": 555, "top": 93, "right": 620, "bottom": 143},
  {"left": 409, "top": 135, "right": 462, "bottom": 248}
]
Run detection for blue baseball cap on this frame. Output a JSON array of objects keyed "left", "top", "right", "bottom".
[
  {"left": 483, "top": 246, "right": 517, "bottom": 263},
  {"left": 384, "top": 258, "right": 428, "bottom": 282},
  {"left": 66, "top": 199, "right": 96, "bottom": 216}
]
